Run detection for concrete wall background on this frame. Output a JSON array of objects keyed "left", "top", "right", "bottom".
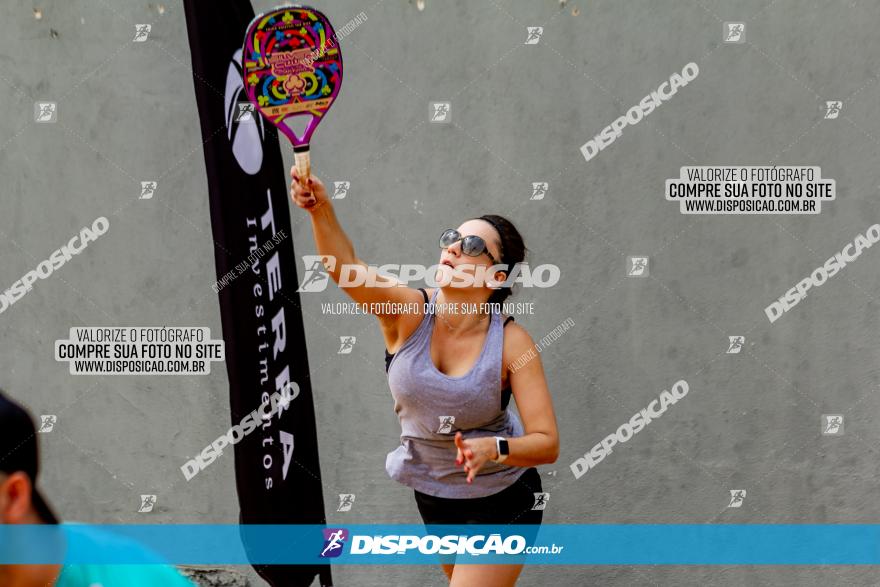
[{"left": 2, "top": 0, "right": 880, "bottom": 585}]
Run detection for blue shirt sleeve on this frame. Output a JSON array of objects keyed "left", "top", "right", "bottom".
[
  {"left": 56, "top": 563, "right": 195, "bottom": 587},
  {"left": 56, "top": 524, "right": 195, "bottom": 587}
]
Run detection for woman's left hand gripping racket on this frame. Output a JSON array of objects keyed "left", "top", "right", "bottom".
[{"left": 242, "top": 6, "right": 343, "bottom": 191}]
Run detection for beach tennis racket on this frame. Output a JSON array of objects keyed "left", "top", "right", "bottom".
[{"left": 242, "top": 5, "right": 343, "bottom": 190}]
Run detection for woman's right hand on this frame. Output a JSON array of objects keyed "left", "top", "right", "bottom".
[{"left": 290, "top": 167, "right": 329, "bottom": 212}]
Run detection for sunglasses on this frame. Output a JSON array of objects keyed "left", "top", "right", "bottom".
[{"left": 439, "top": 229, "right": 502, "bottom": 266}]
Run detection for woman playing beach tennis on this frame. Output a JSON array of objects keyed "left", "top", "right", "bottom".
[{"left": 291, "top": 169, "right": 559, "bottom": 586}]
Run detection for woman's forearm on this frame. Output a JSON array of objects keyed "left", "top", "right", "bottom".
[
  {"left": 309, "top": 202, "right": 357, "bottom": 282},
  {"left": 503, "top": 432, "right": 559, "bottom": 468}
]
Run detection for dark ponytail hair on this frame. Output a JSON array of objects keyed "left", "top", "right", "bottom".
[{"left": 473, "top": 214, "right": 528, "bottom": 307}]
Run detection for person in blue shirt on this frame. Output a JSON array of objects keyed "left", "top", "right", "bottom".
[{"left": 0, "top": 389, "right": 194, "bottom": 587}]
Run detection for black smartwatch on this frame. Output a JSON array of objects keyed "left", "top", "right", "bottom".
[{"left": 493, "top": 436, "right": 509, "bottom": 463}]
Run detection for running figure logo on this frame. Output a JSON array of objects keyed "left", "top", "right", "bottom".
[
  {"left": 133, "top": 24, "right": 151, "bottom": 42},
  {"left": 337, "top": 493, "right": 355, "bottom": 512},
  {"left": 320, "top": 528, "right": 349, "bottom": 558},
  {"left": 38, "top": 415, "right": 57, "bottom": 433},
  {"left": 726, "top": 336, "right": 744, "bottom": 354},
  {"left": 524, "top": 27, "right": 543, "bottom": 45},
  {"left": 627, "top": 256, "right": 649, "bottom": 277},
  {"left": 338, "top": 336, "right": 356, "bottom": 354},
  {"left": 727, "top": 489, "right": 746, "bottom": 508},
  {"left": 430, "top": 102, "right": 451, "bottom": 123},
  {"left": 824, "top": 101, "right": 842, "bottom": 119},
  {"left": 532, "top": 492, "right": 550, "bottom": 510},
  {"left": 821, "top": 414, "right": 844, "bottom": 435},
  {"left": 140, "top": 181, "right": 157, "bottom": 200},
  {"left": 234, "top": 102, "right": 255, "bottom": 122},
  {"left": 531, "top": 182, "right": 548, "bottom": 201},
  {"left": 34, "top": 102, "right": 57, "bottom": 123},
  {"left": 333, "top": 181, "right": 350, "bottom": 199},
  {"left": 437, "top": 416, "right": 455, "bottom": 434},
  {"left": 297, "top": 255, "right": 334, "bottom": 292},
  {"left": 138, "top": 494, "right": 157, "bottom": 513},
  {"left": 723, "top": 22, "right": 745, "bottom": 43}
]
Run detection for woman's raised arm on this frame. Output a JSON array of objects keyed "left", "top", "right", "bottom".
[{"left": 290, "top": 167, "right": 422, "bottom": 318}]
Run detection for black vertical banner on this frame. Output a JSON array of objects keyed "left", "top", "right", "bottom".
[{"left": 184, "top": 1, "right": 331, "bottom": 585}]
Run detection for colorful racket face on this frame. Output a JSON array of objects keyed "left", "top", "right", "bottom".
[{"left": 242, "top": 5, "right": 343, "bottom": 186}]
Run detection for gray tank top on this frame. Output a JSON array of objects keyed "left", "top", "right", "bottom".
[{"left": 385, "top": 288, "right": 528, "bottom": 498}]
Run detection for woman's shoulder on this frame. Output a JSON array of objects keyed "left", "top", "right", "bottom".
[
  {"left": 500, "top": 317, "right": 536, "bottom": 385},
  {"left": 501, "top": 318, "right": 533, "bottom": 355},
  {"left": 382, "top": 287, "right": 433, "bottom": 356}
]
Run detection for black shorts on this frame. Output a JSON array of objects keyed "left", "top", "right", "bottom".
[{"left": 413, "top": 467, "right": 544, "bottom": 556}]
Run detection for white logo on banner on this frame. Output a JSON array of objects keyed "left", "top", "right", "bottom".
[
  {"left": 225, "top": 49, "right": 265, "bottom": 175},
  {"left": 279, "top": 430, "right": 294, "bottom": 480}
]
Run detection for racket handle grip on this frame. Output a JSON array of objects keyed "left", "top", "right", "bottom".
[{"left": 294, "top": 147, "right": 311, "bottom": 190}]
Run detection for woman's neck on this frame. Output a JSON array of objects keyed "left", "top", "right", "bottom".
[{"left": 435, "top": 289, "right": 492, "bottom": 334}]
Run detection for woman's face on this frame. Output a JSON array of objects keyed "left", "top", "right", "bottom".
[{"left": 437, "top": 219, "right": 504, "bottom": 291}]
